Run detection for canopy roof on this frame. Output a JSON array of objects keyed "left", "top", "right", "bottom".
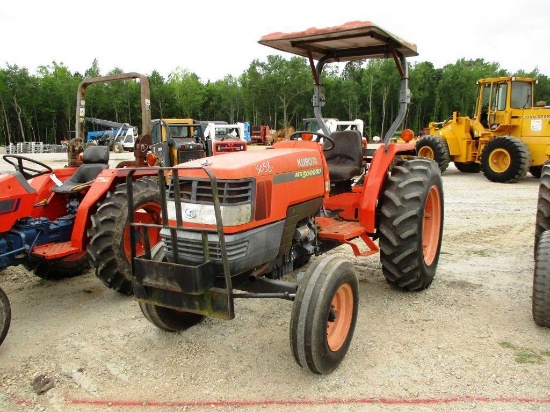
[{"left": 259, "top": 21, "right": 418, "bottom": 62}]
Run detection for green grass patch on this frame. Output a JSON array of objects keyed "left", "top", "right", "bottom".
[
  {"left": 470, "top": 249, "right": 490, "bottom": 257},
  {"left": 499, "top": 341, "right": 549, "bottom": 364}
]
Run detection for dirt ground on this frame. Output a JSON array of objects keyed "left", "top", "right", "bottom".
[{"left": 0, "top": 150, "right": 549, "bottom": 412}]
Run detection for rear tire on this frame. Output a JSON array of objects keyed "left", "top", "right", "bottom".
[
  {"left": 113, "top": 143, "right": 124, "bottom": 153},
  {"left": 0, "top": 287, "right": 11, "bottom": 346},
  {"left": 415, "top": 135, "right": 451, "bottom": 173},
  {"left": 290, "top": 255, "right": 358, "bottom": 375},
  {"left": 87, "top": 178, "right": 162, "bottom": 295},
  {"left": 30, "top": 254, "right": 90, "bottom": 280},
  {"left": 533, "top": 230, "right": 550, "bottom": 328},
  {"left": 535, "top": 162, "right": 550, "bottom": 257},
  {"left": 379, "top": 158, "right": 444, "bottom": 291},
  {"left": 139, "top": 242, "right": 204, "bottom": 331},
  {"left": 480, "top": 136, "right": 529, "bottom": 183},
  {"left": 454, "top": 161, "right": 481, "bottom": 173}
]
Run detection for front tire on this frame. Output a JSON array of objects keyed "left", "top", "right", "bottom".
[
  {"left": 0, "top": 287, "right": 11, "bottom": 346},
  {"left": 139, "top": 242, "right": 204, "bottom": 331},
  {"left": 87, "top": 178, "right": 162, "bottom": 295},
  {"left": 533, "top": 231, "right": 550, "bottom": 328},
  {"left": 415, "top": 135, "right": 451, "bottom": 173},
  {"left": 290, "top": 255, "right": 358, "bottom": 375},
  {"left": 480, "top": 136, "right": 529, "bottom": 183},
  {"left": 379, "top": 158, "right": 444, "bottom": 291}
]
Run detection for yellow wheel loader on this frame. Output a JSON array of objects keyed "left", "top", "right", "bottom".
[{"left": 417, "top": 77, "right": 550, "bottom": 183}]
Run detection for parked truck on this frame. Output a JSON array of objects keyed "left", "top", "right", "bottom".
[
  {"left": 85, "top": 117, "right": 137, "bottom": 151},
  {"left": 201, "top": 121, "right": 248, "bottom": 154}
]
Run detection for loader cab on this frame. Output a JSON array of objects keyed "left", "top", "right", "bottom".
[{"left": 476, "top": 77, "right": 535, "bottom": 130}]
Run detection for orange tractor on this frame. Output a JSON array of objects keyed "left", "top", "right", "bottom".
[
  {"left": 0, "top": 72, "right": 161, "bottom": 295},
  {"left": 127, "top": 21, "right": 444, "bottom": 374}
]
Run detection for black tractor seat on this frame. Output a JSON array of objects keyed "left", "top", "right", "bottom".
[
  {"left": 52, "top": 146, "right": 110, "bottom": 194},
  {"left": 324, "top": 130, "right": 363, "bottom": 183}
]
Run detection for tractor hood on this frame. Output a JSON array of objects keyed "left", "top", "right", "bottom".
[{"left": 174, "top": 144, "right": 327, "bottom": 181}]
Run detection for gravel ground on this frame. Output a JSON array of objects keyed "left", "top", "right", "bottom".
[{"left": 0, "top": 151, "right": 549, "bottom": 412}]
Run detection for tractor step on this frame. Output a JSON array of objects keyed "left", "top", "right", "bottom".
[
  {"left": 316, "top": 217, "right": 379, "bottom": 257},
  {"left": 316, "top": 217, "right": 366, "bottom": 240},
  {"left": 31, "top": 241, "right": 80, "bottom": 259}
]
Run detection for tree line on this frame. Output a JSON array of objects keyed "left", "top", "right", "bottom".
[{"left": 1, "top": 56, "right": 549, "bottom": 146}]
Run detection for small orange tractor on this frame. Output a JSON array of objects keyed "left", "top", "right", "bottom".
[
  {"left": 0, "top": 72, "right": 161, "bottom": 295},
  {"left": 127, "top": 21, "right": 444, "bottom": 374}
]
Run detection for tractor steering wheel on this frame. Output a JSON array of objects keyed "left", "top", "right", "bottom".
[
  {"left": 289, "top": 131, "right": 335, "bottom": 151},
  {"left": 2, "top": 155, "right": 53, "bottom": 180}
]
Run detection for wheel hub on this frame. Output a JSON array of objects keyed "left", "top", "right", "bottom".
[
  {"left": 422, "top": 185, "right": 442, "bottom": 266},
  {"left": 326, "top": 284, "right": 353, "bottom": 352},
  {"left": 489, "top": 148, "right": 511, "bottom": 173},
  {"left": 418, "top": 146, "right": 435, "bottom": 159}
]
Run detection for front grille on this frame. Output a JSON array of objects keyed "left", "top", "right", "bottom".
[
  {"left": 168, "top": 178, "right": 254, "bottom": 205},
  {"left": 178, "top": 149, "right": 205, "bottom": 163},
  {"left": 163, "top": 233, "right": 248, "bottom": 263}
]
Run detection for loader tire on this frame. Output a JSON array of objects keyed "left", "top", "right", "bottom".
[
  {"left": 0, "top": 286, "right": 11, "bottom": 346},
  {"left": 529, "top": 166, "right": 542, "bottom": 178},
  {"left": 454, "top": 161, "right": 481, "bottom": 173},
  {"left": 87, "top": 178, "right": 162, "bottom": 295},
  {"left": 480, "top": 136, "right": 529, "bottom": 183},
  {"left": 535, "top": 162, "right": 550, "bottom": 258},
  {"left": 415, "top": 135, "right": 451, "bottom": 173},
  {"left": 533, "top": 230, "right": 550, "bottom": 328},
  {"left": 113, "top": 143, "right": 124, "bottom": 153},
  {"left": 290, "top": 255, "right": 358, "bottom": 375},
  {"left": 379, "top": 158, "right": 444, "bottom": 291}
]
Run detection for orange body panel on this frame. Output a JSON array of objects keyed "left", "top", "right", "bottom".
[
  {"left": 359, "top": 143, "right": 415, "bottom": 232},
  {"left": 0, "top": 174, "right": 37, "bottom": 232}
]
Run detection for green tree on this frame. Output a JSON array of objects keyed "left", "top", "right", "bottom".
[{"left": 168, "top": 68, "right": 205, "bottom": 118}]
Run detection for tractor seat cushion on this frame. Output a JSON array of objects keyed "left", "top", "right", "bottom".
[
  {"left": 52, "top": 146, "right": 110, "bottom": 194},
  {"left": 324, "top": 130, "right": 363, "bottom": 182}
]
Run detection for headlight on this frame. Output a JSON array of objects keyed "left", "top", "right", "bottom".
[{"left": 167, "top": 201, "right": 252, "bottom": 226}]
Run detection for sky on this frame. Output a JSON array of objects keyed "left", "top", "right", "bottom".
[{"left": 1, "top": 0, "right": 549, "bottom": 82}]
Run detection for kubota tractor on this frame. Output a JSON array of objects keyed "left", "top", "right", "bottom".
[
  {"left": 533, "top": 160, "right": 550, "bottom": 327},
  {"left": 0, "top": 72, "right": 162, "bottom": 295},
  {"left": 417, "top": 76, "right": 550, "bottom": 183},
  {"left": 127, "top": 21, "right": 444, "bottom": 374}
]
